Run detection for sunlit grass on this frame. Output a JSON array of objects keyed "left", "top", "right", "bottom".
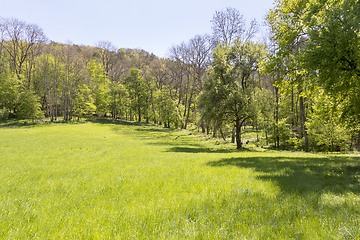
[{"left": 1, "top": 119, "right": 360, "bottom": 239}]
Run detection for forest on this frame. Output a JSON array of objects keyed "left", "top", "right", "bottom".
[{"left": 0, "top": 0, "right": 359, "bottom": 152}]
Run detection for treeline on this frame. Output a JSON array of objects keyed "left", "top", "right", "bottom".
[{"left": 0, "top": 0, "right": 359, "bottom": 152}]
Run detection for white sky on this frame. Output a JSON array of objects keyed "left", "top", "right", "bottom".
[{"left": 0, "top": 0, "right": 275, "bottom": 58}]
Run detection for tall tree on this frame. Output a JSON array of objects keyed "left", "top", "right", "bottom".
[
  {"left": 169, "top": 35, "right": 214, "bottom": 129},
  {"left": 301, "top": 0, "right": 360, "bottom": 95},
  {"left": 263, "top": 0, "right": 311, "bottom": 151},
  {"left": 199, "top": 40, "right": 265, "bottom": 149},
  {"left": 87, "top": 59, "right": 110, "bottom": 116},
  {"left": 95, "top": 40, "right": 117, "bottom": 77},
  {"left": 124, "top": 68, "right": 150, "bottom": 122},
  {"left": 211, "top": 7, "right": 259, "bottom": 45}
]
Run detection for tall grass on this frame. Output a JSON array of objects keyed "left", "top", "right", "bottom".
[{"left": 1, "top": 119, "right": 359, "bottom": 239}]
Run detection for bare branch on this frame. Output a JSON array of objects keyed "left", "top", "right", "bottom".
[{"left": 211, "top": 7, "right": 246, "bottom": 45}]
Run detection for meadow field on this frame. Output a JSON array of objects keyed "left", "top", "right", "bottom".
[{"left": 1, "top": 119, "right": 360, "bottom": 239}]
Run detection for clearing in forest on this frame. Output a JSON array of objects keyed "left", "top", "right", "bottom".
[{"left": 1, "top": 119, "right": 359, "bottom": 239}]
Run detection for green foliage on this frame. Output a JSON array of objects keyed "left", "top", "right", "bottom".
[
  {"left": 306, "top": 90, "right": 350, "bottom": 151},
  {"left": 16, "top": 90, "right": 44, "bottom": 120},
  {"left": 302, "top": 0, "right": 360, "bottom": 94},
  {"left": 0, "top": 71, "right": 20, "bottom": 111},
  {"left": 271, "top": 118, "right": 291, "bottom": 148},
  {"left": 124, "top": 68, "right": 151, "bottom": 122},
  {"left": 74, "top": 84, "right": 96, "bottom": 119},
  {"left": 87, "top": 60, "right": 110, "bottom": 115},
  {"left": 109, "top": 83, "right": 128, "bottom": 119},
  {"left": 262, "top": 0, "right": 310, "bottom": 87},
  {"left": 199, "top": 40, "right": 265, "bottom": 148},
  {"left": 154, "top": 87, "right": 183, "bottom": 128},
  {"left": 0, "top": 108, "right": 9, "bottom": 120},
  {"left": 0, "top": 67, "right": 43, "bottom": 120},
  {"left": 253, "top": 87, "right": 275, "bottom": 136},
  {"left": 264, "top": 0, "right": 360, "bottom": 142}
]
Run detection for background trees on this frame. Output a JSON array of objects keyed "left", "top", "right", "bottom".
[
  {"left": 0, "top": 18, "right": 47, "bottom": 83},
  {"left": 262, "top": 0, "right": 360, "bottom": 151},
  {"left": 124, "top": 68, "right": 150, "bottom": 122},
  {"left": 1, "top": 2, "right": 359, "bottom": 152}
]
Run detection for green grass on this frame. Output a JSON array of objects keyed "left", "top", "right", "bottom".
[{"left": 1, "top": 118, "right": 360, "bottom": 239}]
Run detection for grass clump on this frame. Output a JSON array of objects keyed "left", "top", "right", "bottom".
[{"left": 1, "top": 119, "right": 360, "bottom": 239}]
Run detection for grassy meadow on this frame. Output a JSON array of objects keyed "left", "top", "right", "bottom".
[{"left": 1, "top": 119, "right": 360, "bottom": 239}]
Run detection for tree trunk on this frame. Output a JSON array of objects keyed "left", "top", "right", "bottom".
[
  {"left": 357, "top": 130, "right": 360, "bottom": 151},
  {"left": 212, "top": 127, "right": 217, "bottom": 138},
  {"left": 184, "top": 94, "right": 193, "bottom": 129},
  {"left": 235, "top": 120, "right": 242, "bottom": 149},
  {"left": 265, "top": 126, "right": 268, "bottom": 145},
  {"left": 220, "top": 128, "right": 226, "bottom": 141},
  {"left": 255, "top": 123, "right": 259, "bottom": 141},
  {"left": 291, "top": 87, "right": 294, "bottom": 127},
  {"left": 231, "top": 127, "right": 235, "bottom": 143},
  {"left": 299, "top": 95, "right": 309, "bottom": 152},
  {"left": 201, "top": 119, "right": 205, "bottom": 133},
  {"left": 275, "top": 86, "right": 279, "bottom": 149},
  {"left": 138, "top": 106, "right": 141, "bottom": 123}
]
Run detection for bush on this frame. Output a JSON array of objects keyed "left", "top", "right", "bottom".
[
  {"left": 0, "top": 108, "right": 9, "bottom": 120},
  {"left": 16, "top": 91, "right": 44, "bottom": 120}
]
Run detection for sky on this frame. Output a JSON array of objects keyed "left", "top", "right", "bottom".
[{"left": 0, "top": 0, "right": 275, "bottom": 58}]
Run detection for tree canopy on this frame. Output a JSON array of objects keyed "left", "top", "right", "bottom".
[{"left": 1, "top": 2, "right": 360, "bottom": 152}]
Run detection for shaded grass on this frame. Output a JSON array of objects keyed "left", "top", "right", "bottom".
[{"left": 1, "top": 119, "right": 360, "bottom": 239}]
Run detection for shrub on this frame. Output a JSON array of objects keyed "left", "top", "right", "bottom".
[{"left": 0, "top": 107, "right": 9, "bottom": 120}]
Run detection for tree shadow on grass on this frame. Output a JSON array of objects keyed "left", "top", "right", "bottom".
[
  {"left": 0, "top": 119, "right": 87, "bottom": 128},
  {"left": 0, "top": 121, "right": 36, "bottom": 128},
  {"left": 207, "top": 155, "right": 360, "bottom": 195},
  {"left": 86, "top": 117, "right": 207, "bottom": 148},
  {"left": 166, "top": 146, "right": 256, "bottom": 153},
  {"left": 87, "top": 117, "right": 175, "bottom": 133},
  {"left": 86, "top": 117, "right": 143, "bottom": 126}
]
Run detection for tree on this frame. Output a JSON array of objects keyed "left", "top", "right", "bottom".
[
  {"left": 16, "top": 90, "right": 44, "bottom": 120},
  {"left": 108, "top": 83, "right": 128, "bottom": 119},
  {"left": 306, "top": 90, "right": 350, "bottom": 152},
  {"left": 124, "top": 68, "right": 150, "bottom": 122},
  {"left": 59, "top": 43, "right": 85, "bottom": 121},
  {"left": 95, "top": 40, "right": 117, "bottom": 77},
  {"left": 0, "top": 17, "right": 47, "bottom": 86},
  {"left": 199, "top": 40, "right": 264, "bottom": 149},
  {"left": 168, "top": 34, "right": 214, "bottom": 129},
  {"left": 211, "top": 7, "right": 259, "bottom": 45},
  {"left": 301, "top": 0, "right": 360, "bottom": 95},
  {"left": 263, "top": 0, "right": 311, "bottom": 151},
  {"left": 253, "top": 87, "right": 275, "bottom": 143},
  {"left": 0, "top": 66, "right": 19, "bottom": 113},
  {"left": 264, "top": 0, "right": 360, "bottom": 151},
  {"left": 73, "top": 84, "right": 95, "bottom": 120},
  {"left": 87, "top": 59, "right": 110, "bottom": 116},
  {"left": 302, "top": 0, "right": 360, "bottom": 144},
  {"left": 154, "top": 87, "right": 182, "bottom": 128}
]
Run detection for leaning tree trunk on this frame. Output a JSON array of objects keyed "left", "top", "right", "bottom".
[{"left": 220, "top": 128, "right": 226, "bottom": 141}]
